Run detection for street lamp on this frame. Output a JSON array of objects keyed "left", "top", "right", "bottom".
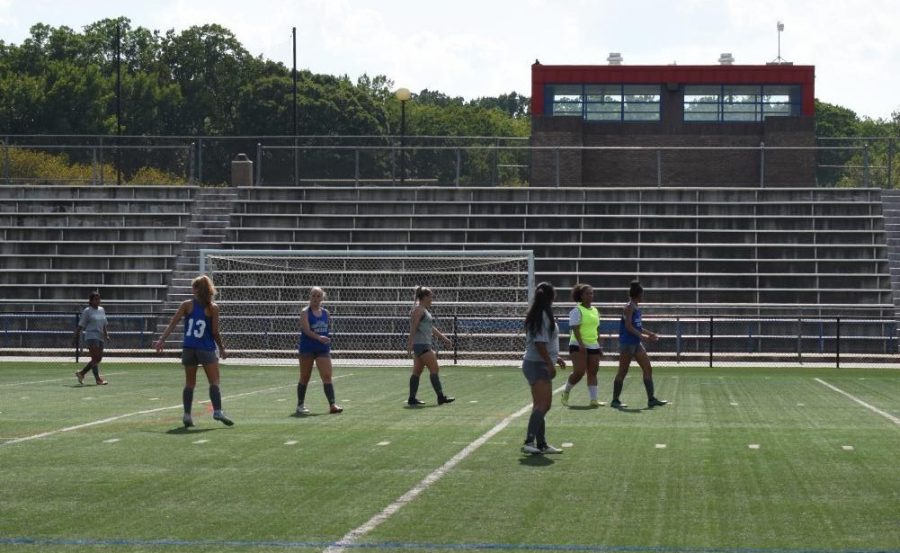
[{"left": 395, "top": 87, "right": 411, "bottom": 184}]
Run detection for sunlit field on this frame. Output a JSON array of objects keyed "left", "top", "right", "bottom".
[{"left": 1, "top": 361, "right": 898, "bottom": 553}]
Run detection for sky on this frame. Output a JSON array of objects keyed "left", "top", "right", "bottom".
[{"left": 0, "top": 0, "right": 898, "bottom": 120}]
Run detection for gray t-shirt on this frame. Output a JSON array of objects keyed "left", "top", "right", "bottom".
[
  {"left": 412, "top": 307, "right": 434, "bottom": 346},
  {"left": 524, "top": 312, "right": 559, "bottom": 362},
  {"left": 79, "top": 306, "right": 108, "bottom": 341}
]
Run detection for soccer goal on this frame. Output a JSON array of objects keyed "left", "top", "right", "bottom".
[{"left": 200, "top": 249, "right": 534, "bottom": 365}]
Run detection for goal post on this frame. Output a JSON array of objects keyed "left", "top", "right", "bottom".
[{"left": 200, "top": 249, "right": 535, "bottom": 364}]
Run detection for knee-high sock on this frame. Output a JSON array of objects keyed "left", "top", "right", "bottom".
[
  {"left": 297, "top": 382, "right": 308, "bottom": 405},
  {"left": 588, "top": 385, "right": 598, "bottom": 400},
  {"left": 429, "top": 373, "right": 444, "bottom": 397},
  {"left": 183, "top": 387, "right": 194, "bottom": 414},
  {"left": 209, "top": 385, "right": 222, "bottom": 411},
  {"left": 526, "top": 408, "right": 545, "bottom": 444},
  {"left": 323, "top": 383, "right": 336, "bottom": 404},
  {"left": 79, "top": 362, "right": 93, "bottom": 376},
  {"left": 643, "top": 378, "right": 655, "bottom": 400},
  {"left": 613, "top": 378, "right": 624, "bottom": 401},
  {"left": 90, "top": 364, "right": 100, "bottom": 379},
  {"left": 409, "top": 374, "right": 420, "bottom": 400}
]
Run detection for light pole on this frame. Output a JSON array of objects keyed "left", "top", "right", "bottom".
[{"left": 395, "top": 87, "right": 411, "bottom": 184}]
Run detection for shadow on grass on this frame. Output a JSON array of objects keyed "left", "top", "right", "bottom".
[
  {"left": 165, "top": 427, "right": 216, "bottom": 435},
  {"left": 518, "top": 454, "right": 556, "bottom": 467}
]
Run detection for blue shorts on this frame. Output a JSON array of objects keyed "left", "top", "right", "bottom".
[
  {"left": 413, "top": 344, "right": 432, "bottom": 357},
  {"left": 618, "top": 343, "right": 646, "bottom": 356},
  {"left": 299, "top": 349, "right": 331, "bottom": 359},
  {"left": 85, "top": 339, "right": 104, "bottom": 350}
]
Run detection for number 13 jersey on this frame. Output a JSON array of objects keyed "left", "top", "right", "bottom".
[{"left": 184, "top": 301, "right": 216, "bottom": 351}]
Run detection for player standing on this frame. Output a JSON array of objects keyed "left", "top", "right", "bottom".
[{"left": 295, "top": 286, "right": 342, "bottom": 415}]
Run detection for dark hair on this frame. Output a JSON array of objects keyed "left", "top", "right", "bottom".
[
  {"left": 629, "top": 280, "right": 643, "bottom": 299},
  {"left": 525, "top": 281, "right": 556, "bottom": 337},
  {"left": 414, "top": 285, "right": 432, "bottom": 303},
  {"left": 571, "top": 283, "right": 589, "bottom": 303},
  {"left": 88, "top": 291, "right": 100, "bottom": 302}
]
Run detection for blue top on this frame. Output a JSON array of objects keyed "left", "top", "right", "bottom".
[
  {"left": 299, "top": 307, "right": 330, "bottom": 353},
  {"left": 618, "top": 302, "right": 642, "bottom": 345},
  {"left": 183, "top": 301, "right": 216, "bottom": 351}
]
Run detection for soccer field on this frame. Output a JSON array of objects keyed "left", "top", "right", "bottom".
[{"left": 1, "top": 362, "right": 898, "bottom": 553}]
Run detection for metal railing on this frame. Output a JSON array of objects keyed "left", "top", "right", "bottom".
[{"left": 1, "top": 135, "right": 897, "bottom": 188}]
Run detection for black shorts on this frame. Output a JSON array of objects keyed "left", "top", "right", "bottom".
[{"left": 568, "top": 344, "right": 602, "bottom": 356}]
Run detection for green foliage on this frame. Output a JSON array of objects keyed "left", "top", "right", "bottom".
[{"left": 0, "top": 147, "right": 186, "bottom": 185}]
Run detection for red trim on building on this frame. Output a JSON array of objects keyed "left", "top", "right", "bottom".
[{"left": 531, "top": 63, "right": 815, "bottom": 117}]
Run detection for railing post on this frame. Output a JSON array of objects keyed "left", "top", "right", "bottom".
[
  {"left": 455, "top": 148, "right": 461, "bottom": 187},
  {"left": 91, "top": 147, "right": 98, "bottom": 185},
  {"left": 99, "top": 137, "right": 104, "bottom": 185},
  {"left": 2, "top": 137, "right": 9, "bottom": 184},
  {"left": 656, "top": 148, "right": 662, "bottom": 187},
  {"left": 888, "top": 138, "right": 894, "bottom": 189},
  {"left": 675, "top": 317, "right": 681, "bottom": 363},
  {"left": 197, "top": 137, "right": 203, "bottom": 186},
  {"left": 187, "top": 142, "right": 196, "bottom": 184},
  {"left": 797, "top": 317, "right": 802, "bottom": 364},
  {"left": 255, "top": 143, "right": 262, "bottom": 186},
  {"left": 293, "top": 137, "right": 299, "bottom": 187},
  {"left": 759, "top": 141, "right": 765, "bottom": 188},
  {"left": 555, "top": 147, "right": 561, "bottom": 187},
  {"left": 709, "top": 316, "right": 714, "bottom": 368},
  {"left": 453, "top": 314, "right": 458, "bottom": 365},
  {"left": 354, "top": 148, "right": 360, "bottom": 187},
  {"left": 835, "top": 316, "right": 841, "bottom": 369},
  {"left": 863, "top": 141, "right": 870, "bottom": 187}
]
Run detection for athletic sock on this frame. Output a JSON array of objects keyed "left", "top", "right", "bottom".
[
  {"left": 526, "top": 408, "right": 545, "bottom": 444},
  {"left": 613, "top": 379, "right": 624, "bottom": 401},
  {"left": 564, "top": 380, "right": 574, "bottom": 393},
  {"left": 182, "top": 387, "right": 194, "bottom": 414},
  {"left": 429, "top": 373, "right": 444, "bottom": 397},
  {"left": 297, "top": 382, "right": 308, "bottom": 405},
  {"left": 209, "top": 385, "right": 222, "bottom": 411},
  {"left": 643, "top": 378, "right": 655, "bottom": 400},
  {"left": 91, "top": 364, "right": 100, "bottom": 379},
  {"left": 323, "top": 383, "right": 336, "bottom": 404},
  {"left": 408, "top": 374, "right": 420, "bottom": 401},
  {"left": 588, "top": 385, "right": 598, "bottom": 401}
]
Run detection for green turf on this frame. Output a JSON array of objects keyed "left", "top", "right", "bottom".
[{"left": 0, "top": 362, "right": 898, "bottom": 553}]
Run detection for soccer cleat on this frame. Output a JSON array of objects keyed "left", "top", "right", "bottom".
[
  {"left": 437, "top": 395, "right": 455, "bottom": 405},
  {"left": 408, "top": 398, "right": 426, "bottom": 407},
  {"left": 648, "top": 397, "right": 668, "bottom": 408},
  {"left": 611, "top": 399, "right": 628, "bottom": 409},
  {"left": 560, "top": 390, "right": 570, "bottom": 406},
  {"left": 539, "top": 443, "right": 563, "bottom": 454},
  {"left": 521, "top": 441, "right": 542, "bottom": 454},
  {"left": 95, "top": 379, "right": 108, "bottom": 386},
  {"left": 182, "top": 414, "right": 194, "bottom": 428},
  {"left": 213, "top": 410, "right": 234, "bottom": 426},
  {"left": 75, "top": 371, "right": 84, "bottom": 385},
  {"left": 295, "top": 404, "right": 310, "bottom": 415},
  {"left": 329, "top": 403, "right": 343, "bottom": 414},
  {"left": 590, "top": 399, "right": 606, "bottom": 407}
]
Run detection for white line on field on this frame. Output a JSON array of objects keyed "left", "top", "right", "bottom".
[
  {"left": 814, "top": 378, "right": 900, "bottom": 425},
  {"left": 0, "top": 372, "right": 125, "bottom": 388},
  {"left": 322, "top": 383, "right": 566, "bottom": 553},
  {"left": 0, "top": 376, "right": 353, "bottom": 449}
]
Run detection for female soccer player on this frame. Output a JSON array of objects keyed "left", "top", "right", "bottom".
[
  {"left": 154, "top": 275, "right": 234, "bottom": 428},
  {"left": 522, "top": 281, "right": 566, "bottom": 454},
  {"left": 611, "top": 280, "right": 667, "bottom": 409},
  {"left": 73, "top": 291, "right": 110, "bottom": 385},
  {"left": 561, "top": 283, "right": 604, "bottom": 407},
  {"left": 295, "top": 286, "right": 342, "bottom": 415},
  {"left": 406, "top": 286, "right": 454, "bottom": 406}
]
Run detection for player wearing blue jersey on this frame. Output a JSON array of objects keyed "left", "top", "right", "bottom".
[
  {"left": 406, "top": 286, "right": 454, "bottom": 407},
  {"left": 73, "top": 291, "right": 110, "bottom": 386},
  {"left": 611, "top": 281, "right": 667, "bottom": 409},
  {"left": 521, "top": 282, "right": 566, "bottom": 454},
  {"left": 155, "top": 275, "right": 234, "bottom": 428},
  {"left": 295, "top": 287, "right": 342, "bottom": 415}
]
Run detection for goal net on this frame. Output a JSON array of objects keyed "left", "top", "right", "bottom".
[{"left": 200, "top": 249, "right": 534, "bottom": 365}]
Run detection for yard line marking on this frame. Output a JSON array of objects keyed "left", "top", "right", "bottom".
[
  {"left": 815, "top": 378, "right": 900, "bottom": 425},
  {"left": 0, "top": 373, "right": 124, "bottom": 388},
  {"left": 192, "top": 439, "right": 209, "bottom": 445},
  {"left": 323, "top": 384, "right": 567, "bottom": 553},
  {"left": 655, "top": 444, "right": 667, "bottom": 449},
  {"left": 0, "top": 381, "right": 322, "bottom": 449},
  {"left": 376, "top": 441, "right": 391, "bottom": 446},
  {"left": 561, "top": 442, "right": 574, "bottom": 448},
  {"left": 748, "top": 444, "right": 760, "bottom": 449},
  {"left": 842, "top": 445, "right": 854, "bottom": 451},
  {"left": 284, "top": 440, "right": 298, "bottom": 446},
  {"left": 102, "top": 438, "right": 119, "bottom": 444}
]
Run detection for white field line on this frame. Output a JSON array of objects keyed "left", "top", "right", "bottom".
[
  {"left": 0, "top": 373, "right": 126, "bottom": 388},
  {"left": 814, "top": 377, "right": 900, "bottom": 426},
  {"left": 0, "top": 374, "right": 353, "bottom": 447},
  {"left": 322, "top": 383, "right": 566, "bottom": 553}
]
